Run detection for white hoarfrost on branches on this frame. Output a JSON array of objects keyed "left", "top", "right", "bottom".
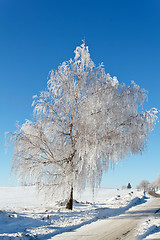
[
  {"left": 10, "top": 42, "right": 158, "bottom": 206},
  {"left": 150, "top": 174, "right": 160, "bottom": 191},
  {"left": 136, "top": 180, "right": 150, "bottom": 191}
]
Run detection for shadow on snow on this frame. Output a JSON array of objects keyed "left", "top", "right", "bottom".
[{"left": 0, "top": 196, "right": 154, "bottom": 240}]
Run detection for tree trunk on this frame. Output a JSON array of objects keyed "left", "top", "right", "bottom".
[{"left": 66, "top": 186, "right": 73, "bottom": 210}]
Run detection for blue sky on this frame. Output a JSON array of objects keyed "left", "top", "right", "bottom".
[{"left": 0, "top": 0, "right": 160, "bottom": 188}]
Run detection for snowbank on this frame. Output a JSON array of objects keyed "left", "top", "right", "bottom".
[{"left": 0, "top": 186, "right": 144, "bottom": 239}]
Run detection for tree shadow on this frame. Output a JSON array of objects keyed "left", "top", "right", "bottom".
[
  {"left": 137, "top": 225, "right": 160, "bottom": 240},
  {"left": 0, "top": 210, "right": 52, "bottom": 234},
  {"left": 36, "top": 196, "right": 148, "bottom": 239},
  {"left": 0, "top": 196, "right": 148, "bottom": 240}
]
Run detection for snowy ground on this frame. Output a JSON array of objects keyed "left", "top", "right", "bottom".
[
  {"left": 136, "top": 213, "right": 160, "bottom": 240},
  {"left": 0, "top": 186, "right": 160, "bottom": 239}
]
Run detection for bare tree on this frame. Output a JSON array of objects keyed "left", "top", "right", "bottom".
[{"left": 10, "top": 42, "right": 158, "bottom": 210}]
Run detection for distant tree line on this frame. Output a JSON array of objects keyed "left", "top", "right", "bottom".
[{"left": 136, "top": 174, "right": 160, "bottom": 192}]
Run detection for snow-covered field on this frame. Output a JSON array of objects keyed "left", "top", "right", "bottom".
[{"left": 0, "top": 186, "right": 159, "bottom": 239}]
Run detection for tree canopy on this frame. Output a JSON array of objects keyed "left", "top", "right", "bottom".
[{"left": 10, "top": 42, "right": 158, "bottom": 209}]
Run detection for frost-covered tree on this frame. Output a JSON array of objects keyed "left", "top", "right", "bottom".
[
  {"left": 148, "top": 182, "right": 156, "bottom": 192},
  {"left": 137, "top": 180, "right": 150, "bottom": 191},
  {"left": 10, "top": 42, "right": 158, "bottom": 210},
  {"left": 150, "top": 174, "right": 160, "bottom": 191}
]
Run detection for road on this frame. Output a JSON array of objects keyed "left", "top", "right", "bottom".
[{"left": 53, "top": 195, "right": 160, "bottom": 240}]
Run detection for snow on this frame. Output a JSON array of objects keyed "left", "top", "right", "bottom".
[
  {"left": 0, "top": 186, "right": 160, "bottom": 239},
  {"left": 137, "top": 217, "right": 160, "bottom": 239},
  {"left": 0, "top": 187, "right": 139, "bottom": 239}
]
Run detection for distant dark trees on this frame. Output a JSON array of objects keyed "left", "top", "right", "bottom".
[{"left": 127, "top": 183, "right": 132, "bottom": 189}]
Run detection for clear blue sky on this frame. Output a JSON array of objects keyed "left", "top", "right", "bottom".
[{"left": 0, "top": 0, "right": 160, "bottom": 188}]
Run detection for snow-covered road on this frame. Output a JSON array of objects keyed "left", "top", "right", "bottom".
[
  {"left": 1, "top": 187, "right": 160, "bottom": 239},
  {"left": 53, "top": 196, "right": 160, "bottom": 240}
]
